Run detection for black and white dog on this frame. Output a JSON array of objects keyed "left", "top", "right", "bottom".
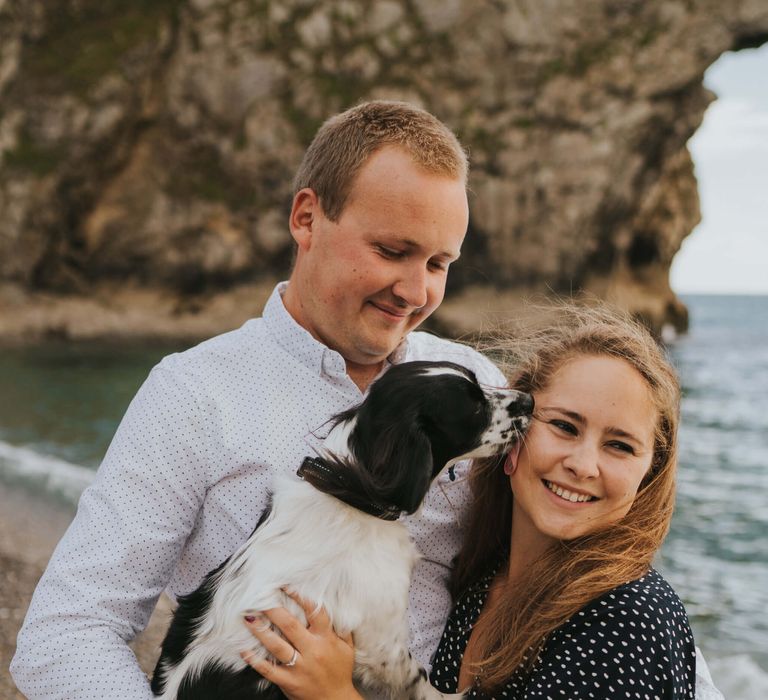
[{"left": 151, "top": 361, "right": 533, "bottom": 699}]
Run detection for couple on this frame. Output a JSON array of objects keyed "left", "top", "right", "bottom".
[{"left": 13, "top": 101, "right": 720, "bottom": 699}]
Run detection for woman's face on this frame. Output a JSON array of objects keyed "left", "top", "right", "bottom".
[{"left": 509, "top": 354, "right": 657, "bottom": 543}]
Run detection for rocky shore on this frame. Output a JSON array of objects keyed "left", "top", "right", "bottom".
[
  {"left": 0, "top": 280, "right": 279, "bottom": 345},
  {"left": 0, "top": 484, "right": 170, "bottom": 697},
  {"left": 0, "top": 278, "right": 684, "bottom": 347}
]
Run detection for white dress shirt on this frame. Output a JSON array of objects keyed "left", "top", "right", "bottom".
[{"left": 11, "top": 282, "right": 506, "bottom": 699}]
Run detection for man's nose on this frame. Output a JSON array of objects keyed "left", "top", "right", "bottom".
[{"left": 392, "top": 266, "right": 429, "bottom": 309}]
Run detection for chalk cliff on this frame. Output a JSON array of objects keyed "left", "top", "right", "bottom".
[{"left": 1, "top": 0, "right": 767, "bottom": 341}]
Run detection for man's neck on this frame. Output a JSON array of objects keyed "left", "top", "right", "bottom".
[{"left": 346, "top": 361, "right": 385, "bottom": 392}]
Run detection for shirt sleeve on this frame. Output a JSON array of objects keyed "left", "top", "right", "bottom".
[
  {"left": 11, "top": 363, "right": 215, "bottom": 699},
  {"left": 694, "top": 647, "right": 725, "bottom": 700},
  {"left": 517, "top": 583, "right": 697, "bottom": 699}
]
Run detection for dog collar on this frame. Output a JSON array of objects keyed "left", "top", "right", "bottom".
[{"left": 297, "top": 457, "right": 403, "bottom": 521}]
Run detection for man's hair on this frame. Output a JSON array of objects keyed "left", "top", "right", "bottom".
[
  {"left": 452, "top": 302, "right": 681, "bottom": 692},
  {"left": 293, "top": 100, "right": 468, "bottom": 221}
]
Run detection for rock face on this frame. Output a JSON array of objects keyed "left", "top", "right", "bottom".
[{"left": 1, "top": 0, "right": 767, "bottom": 340}]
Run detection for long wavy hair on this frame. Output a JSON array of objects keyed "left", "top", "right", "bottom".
[{"left": 451, "top": 303, "right": 681, "bottom": 692}]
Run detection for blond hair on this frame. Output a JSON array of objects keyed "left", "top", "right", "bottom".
[
  {"left": 293, "top": 100, "right": 467, "bottom": 221},
  {"left": 452, "top": 303, "right": 681, "bottom": 691}
]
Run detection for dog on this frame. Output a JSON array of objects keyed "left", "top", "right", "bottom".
[{"left": 151, "top": 360, "right": 533, "bottom": 699}]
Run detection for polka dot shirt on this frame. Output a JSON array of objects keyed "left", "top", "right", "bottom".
[
  {"left": 430, "top": 565, "right": 697, "bottom": 699},
  {"left": 11, "top": 282, "right": 505, "bottom": 699}
]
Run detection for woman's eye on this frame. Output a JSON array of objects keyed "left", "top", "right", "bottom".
[
  {"left": 551, "top": 420, "right": 577, "bottom": 435},
  {"left": 608, "top": 441, "right": 635, "bottom": 455}
]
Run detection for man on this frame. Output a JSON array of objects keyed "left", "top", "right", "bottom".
[
  {"left": 12, "top": 101, "right": 722, "bottom": 699},
  {"left": 11, "top": 101, "right": 504, "bottom": 698}
]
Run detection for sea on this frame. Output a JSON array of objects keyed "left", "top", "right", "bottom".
[{"left": 0, "top": 293, "right": 766, "bottom": 699}]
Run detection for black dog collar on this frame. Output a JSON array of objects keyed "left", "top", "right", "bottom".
[{"left": 297, "top": 457, "right": 402, "bottom": 521}]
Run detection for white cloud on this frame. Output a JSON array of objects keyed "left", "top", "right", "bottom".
[
  {"left": 672, "top": 44, "right": 768, "bottom": 295},
  {"left": 691, "top": 99, "right": 768, "bottom": 156}
]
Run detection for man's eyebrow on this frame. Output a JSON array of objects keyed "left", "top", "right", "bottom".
[
  {"left": 395, "top": 237, "right": 461, "bottom": 261},
  {"left": 539, "top": 406, "right": 645, "bottom": 445}
]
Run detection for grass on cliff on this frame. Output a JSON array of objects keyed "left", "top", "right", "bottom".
[
  {"left": 3, "top": 127, "right": 66, "bottom": 176},
  {"left": 21, "top": 0, "right": 182, "bottom": 97}
]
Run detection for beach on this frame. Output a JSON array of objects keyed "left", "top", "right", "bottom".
[{"left": 0, "top": 484, "right": 171, "bottom": 698}]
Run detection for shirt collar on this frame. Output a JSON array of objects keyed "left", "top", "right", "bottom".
[{"left": 262, "top": 282, "right": 411, "bottom": 378}]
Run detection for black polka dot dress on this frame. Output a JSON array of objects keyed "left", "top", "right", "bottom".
[{"left": 430, "top": 565, "right": 696, "bottom": 699}]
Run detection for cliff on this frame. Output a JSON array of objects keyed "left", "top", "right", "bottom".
[{"left": 1, "top": 0, "right": 767, "bottom": 342}]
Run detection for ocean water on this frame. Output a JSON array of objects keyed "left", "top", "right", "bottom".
[
  {"left": 0, "top": 294, "right": 766, "bottom": 698},
  {"left": 660, "top": 294, "right": 768, "bottom": 699}
]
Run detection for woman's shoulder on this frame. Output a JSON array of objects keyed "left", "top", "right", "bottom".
[
  {"left": 577, "top": 568, "right": 690, "bottom": 629},
  {"left": 559, "top": 567, "right": 693, "bottom": 648},
  {"left": 529, "top": 569, "right": 696, "bottom": 698}
]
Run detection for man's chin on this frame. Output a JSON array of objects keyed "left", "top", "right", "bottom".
[{"left": 349, "top": 334, "right": 404, "bottom": 364}]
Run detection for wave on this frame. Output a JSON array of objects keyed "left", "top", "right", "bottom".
[
  {"left": 0, "top": 440, "right": 95, "bottom": 507},
  {"left": 708, "top": 654, "right": 768, "bottom": 700}
]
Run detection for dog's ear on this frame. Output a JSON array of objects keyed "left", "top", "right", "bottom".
[{"left": 364, "top": 420, "right": 434, "bottom": 515}]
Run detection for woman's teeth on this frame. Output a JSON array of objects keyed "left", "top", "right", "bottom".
[{"left": 544, "top": 480, "right": 595, "bottom": 503}]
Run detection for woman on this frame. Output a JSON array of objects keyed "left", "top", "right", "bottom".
[{"left": 242, "top": 304, "right": 697, "bottom": 699}]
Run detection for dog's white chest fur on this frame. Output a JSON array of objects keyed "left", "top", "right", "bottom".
[{"left": 157, "top": 476, "right": 422, "bottom": 698}]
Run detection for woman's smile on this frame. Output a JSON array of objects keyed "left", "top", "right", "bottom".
[
  {"left": 541, "top": 479, "right": 598, "bottom": 504},
  {"left": 510, "top": 354, "right": 657, "bottom": 543}
]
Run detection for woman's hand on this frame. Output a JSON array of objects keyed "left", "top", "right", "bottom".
[{"left": 240, "top": 590, "right": 361, "bottom": 700}]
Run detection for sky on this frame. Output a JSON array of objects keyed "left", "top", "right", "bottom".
[{"left": 670, "top": 43, "right": 768, "bottom": 295}]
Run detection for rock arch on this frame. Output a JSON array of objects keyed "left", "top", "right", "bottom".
[{"left": 1, "top": 0, "right": 767, "bottom": 339}]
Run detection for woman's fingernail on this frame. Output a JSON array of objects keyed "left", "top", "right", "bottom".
[{"left": 243, "top": 612, "right": 271, "bottom": 631}]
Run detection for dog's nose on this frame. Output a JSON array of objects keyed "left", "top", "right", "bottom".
[{"left": 507, "top": 391, "right": 534, "bottom": 416}]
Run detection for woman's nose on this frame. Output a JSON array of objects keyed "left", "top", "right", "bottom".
[{"left": 563, "top": 442, "right": 600, "bottom": 479}]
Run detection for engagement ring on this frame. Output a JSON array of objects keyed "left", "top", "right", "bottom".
[{"left": 283, "top": 648, "right": 298, "bottom": 667}]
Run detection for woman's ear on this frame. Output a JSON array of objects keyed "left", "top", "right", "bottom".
[
  {"left": 504, "top": 440, "right": 522, "bottom": 476},
  {"left": 289, "top": 188, "right": 320, "bottom": 251}
]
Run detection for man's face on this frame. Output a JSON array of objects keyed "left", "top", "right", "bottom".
[{"left": 284, "top": 146, "right": 468, "bottom": 373}]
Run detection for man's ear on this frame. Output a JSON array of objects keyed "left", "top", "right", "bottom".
[{"left": 289, "top": 188, "right": 320, "bottom": 251}]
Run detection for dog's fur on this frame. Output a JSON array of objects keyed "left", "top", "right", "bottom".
[{"left": 151, "top": 361, "right": 533, "bottom": 699}]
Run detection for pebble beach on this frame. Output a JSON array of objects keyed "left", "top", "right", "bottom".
[{"left": 0, "top": 484, "right": 171, "bottom": 698}]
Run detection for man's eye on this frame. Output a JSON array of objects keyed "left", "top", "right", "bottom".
[
  {"left": 428, "top": 259, "right": 449, "bottom": 272},
  {"left": 551, "top": 420, "right": 577, "bottom": 435},
  {"left": 377, "top": 246, "right": 404, "bottom": 259}
]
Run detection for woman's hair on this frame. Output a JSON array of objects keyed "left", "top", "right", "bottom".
[
  {"left": 293, "top": 100, "right": 467, "bottom": 222},
  {"left": 452, "top": 302, "right": 681, "bottom": 691}
]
